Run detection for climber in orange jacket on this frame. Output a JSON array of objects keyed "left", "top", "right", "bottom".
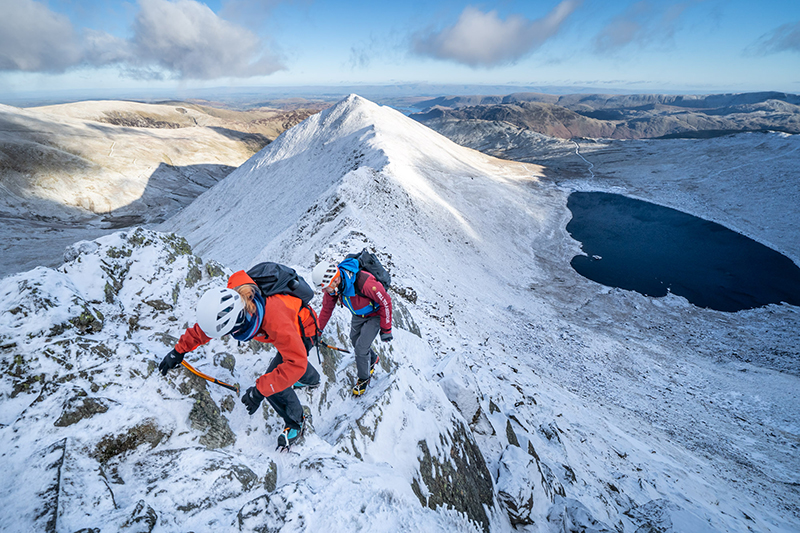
[{"left": 159, "top": 268, "right": 320, "bottom": 448}]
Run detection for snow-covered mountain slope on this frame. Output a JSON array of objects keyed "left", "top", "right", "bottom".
[
  {"left": 0, "top": 100, "right": 313, "bottom": 279},
  {"left": 1, "top": 95, "right": 798, "bottom": 532},
  {"left": 0, "top": 229, "right": 490, "bottom": 532},
  {"left": 160, "top": 95, "right": 800, "bottom": 531},
  {"left": 421, "top": 118, "right": 800, "bottom": 263}
]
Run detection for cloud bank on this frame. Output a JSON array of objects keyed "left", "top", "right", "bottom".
[
  {"left": 0, "top": 0, "right": 283, "bottom": 79},
  {"left": 412, "top": 1, "right": 582, "bottom": 68}
]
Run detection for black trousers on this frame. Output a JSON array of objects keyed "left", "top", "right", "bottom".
[{"left": 264, "top": 336, "right": 320, "bottom": 430}]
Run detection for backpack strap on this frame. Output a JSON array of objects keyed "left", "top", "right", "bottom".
[
  {"left": 298, "top": 301, "right": 322, "bottom": 364},
  {"left": 354, "top": 271, "right": 370, "bottom": 298}
]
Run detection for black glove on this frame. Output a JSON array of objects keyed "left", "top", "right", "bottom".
[
  {"left": 241, "top": 386, "right": 265, "bottom": 415},
  {"left": 159, "top": 349, "right": 184, "bottom": 376},
  {"left": 380, "top": 331, "right": 393, "bottom": 342}
]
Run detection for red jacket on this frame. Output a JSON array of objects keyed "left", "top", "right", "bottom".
[
  {"left": 318, "top": 271, "right": 392, "bottom": 333},
  {"left": 175, "top": 271, "right": 318, "bottom": 397}
]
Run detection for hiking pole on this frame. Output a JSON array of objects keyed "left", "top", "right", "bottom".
[{"left": 181, "top": 360, "right": 240, "bottom": 395}]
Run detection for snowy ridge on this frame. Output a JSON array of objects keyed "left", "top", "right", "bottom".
[
  {"left": 0, "top": 229, "right": 491, "bottom": 531},
  {"left": 1, "top": 95, "right": 798, "bottom": 532}
]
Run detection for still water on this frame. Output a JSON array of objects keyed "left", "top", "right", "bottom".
[{"left": 566, "top": 192, "right": 800, "bottom": 312}]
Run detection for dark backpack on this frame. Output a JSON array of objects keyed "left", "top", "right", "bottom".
[
  {"left": 246, "top": 262, "right": 314, "bottom": 305},
  {"left": 346, "top": 249, "right": 391, "bottom": 290},
  {"left": 245, "top": 262, "right": 319, "bottom": 348}
]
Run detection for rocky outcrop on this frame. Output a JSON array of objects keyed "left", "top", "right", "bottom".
[
  {"left": 189, "top": 388, "right": 236, "bottom": 449},
  {"left": 54, "top": 390, "right": 109, "bottom": 427},
  {"left": 546, "top": 496, "right": 614, "bottom": 533},
  {"left": 92, "top": 419, "right": 168, "bottom": 463},
  {"left": 411, "top": 420, "right": 495, "bottom": 532},
  {"left": 122, "top": 500, "right": 158, "bottom": 532},
  {"left": 496, "top": 443, "right": 566, "bottom": 527}
]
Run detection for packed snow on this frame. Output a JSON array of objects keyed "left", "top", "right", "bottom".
[{"left": 0, "top": 94, "right": 798, "bottom": 532}]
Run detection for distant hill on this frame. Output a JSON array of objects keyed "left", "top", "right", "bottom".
[
  {"left": 411, "top": 91, "right": 800, "bottom": 139},
  {"left": 0, "top": 100, "right": 318, "bottom": 276}
]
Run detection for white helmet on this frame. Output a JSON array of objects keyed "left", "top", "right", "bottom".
[
  {"left": 196, "top": 288, "right": 244, "bottom": 338},
  {"left": 312, "top": 261, "right": 339, "bottom": 290}
]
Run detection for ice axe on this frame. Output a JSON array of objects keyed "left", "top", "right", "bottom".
[
  {"left": 321, "top": 342, "right": 350, "bottom": 354},
  {"left": 181, "top": 360, "right": 239, "bottom": 395}
]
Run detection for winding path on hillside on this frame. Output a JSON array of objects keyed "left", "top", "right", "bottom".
[{"left": 573, "top": 140, "right": 595, "bottom": 179}]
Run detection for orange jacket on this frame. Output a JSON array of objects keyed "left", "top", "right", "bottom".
[{"left": 174, "top": 271, "right": 318, "bottom": 396}]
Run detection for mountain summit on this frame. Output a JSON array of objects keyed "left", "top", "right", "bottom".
[{"left": 161, "top": 94, "right": 546, "bottom": 276}]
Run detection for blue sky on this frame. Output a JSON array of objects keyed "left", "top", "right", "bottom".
[{"left": 1, "top": 0, "right": 799, "bottom": 99}]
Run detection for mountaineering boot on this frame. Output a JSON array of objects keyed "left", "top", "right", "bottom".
[
  {"left": 370, "top": 353, "right": 380, "bottom": 376},
  {"left": 277, "top": 415, "right": 306, "bottom": 449},
  {"left": 352, "top": 377, "right": 370, "bottom": 396}
]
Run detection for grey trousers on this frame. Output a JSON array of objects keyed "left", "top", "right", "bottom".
[{"left": 350, "top": 314, "right": 380, "bottom": 380}]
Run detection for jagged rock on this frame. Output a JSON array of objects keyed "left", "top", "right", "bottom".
[
  {"left": 392, "top": 285, "right": 418, "bottom": 304},
  {"left": 264, "top": 460, "right": 278, "bottom": 492},
  {"left": 238, "top": 494, "right": 273, "bottom": 532},
  {"left": 93, "top": 419, "right": 167, "bottom": 463},
  {"left": 132, "top": 449, "right": 256, "bottom": 513},
  {"left": 319, "top": 344, "right": 342, "bottom": 382},
  {"left": 439, "top": 374, "right": 479, "bottom": 421},
  {"left": 625, "top": 499, "right": 713, "bottom": 533},
  {"left": 471, "top": 407, "right": 495, "bottom": 435},
  {"left": 70, "top": 306, "right": 103, "bottom": 334},
  {"left": 54, "top": 392, "right": 109, "bottom": 427},
  {"left": 64, "top": 241, "right": 100, "bottom": 263},
  {"left": 189, "top": 389, "right": 236, "bottom": 449},
  {"left": 439, "top": 374, "right": 494, "bottom": 435},
  {"left": 185, "top": 263, "right": 203, "bottom": 288},
  {"left": 538, "top": 461, "right": 566, "bottom": 501},
  {"left": 392, "top": 298, "right": 421, "bottom": 336},
  {"left": 144, "top": 299, "right": 172, "bottom": 311},
  {"left": 547, "top": 496, "right": 614, "bottom": 533},
  {"left": 410, "top": 419, "right": 495, "bottom": 532},
  {"left": 226, "top": 464, "right": 259, "bottom": 492},
  {"left": 220, "top": 394, "right": 236, "bottom": 413},
  {"left": 539, "top": 421, "right": 562, "bottom": 443},
  {"left": 497, "top": 445, "right": 537, "bottom": 527},
  {"left": 496, "top": 444, "right": 565, "bottom": 527},
  {"left": 237, "top": 482, "right": 314, "bottom": 532},
  {"left": 505, "top": 419, "right": 520, "bottom": 447},
  {"left": 214, "top": 352, "right": 236, "bottom": 373},
  {"left": 34, "top": 438, "right": 67, "bottom": 533},
  {"left": 122, "top": 500, "right": 157, "bottom": 532}
]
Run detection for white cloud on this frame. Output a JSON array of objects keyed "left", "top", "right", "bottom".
[
  {"left": 132, "top": 0, "right": 283, "bottom": 79},
  {"left": 593, "top": 0, "right": 692, "bottom": 53},
  {"left": 0, "top": 0, "right": 283, "bottom": 80},
  {"left": 0, "top": 0, "right": 82, "bottom": 72},
  {"left": 751, "top": 20, "right": 800, "bottom": 55},
  {"left": 412, "top": 1, "right": 582, "bottom": 68}
]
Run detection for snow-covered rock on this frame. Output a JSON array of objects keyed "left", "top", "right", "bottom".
[{"left": 0, "top": 228, "right": 499, "bottom": 531}]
